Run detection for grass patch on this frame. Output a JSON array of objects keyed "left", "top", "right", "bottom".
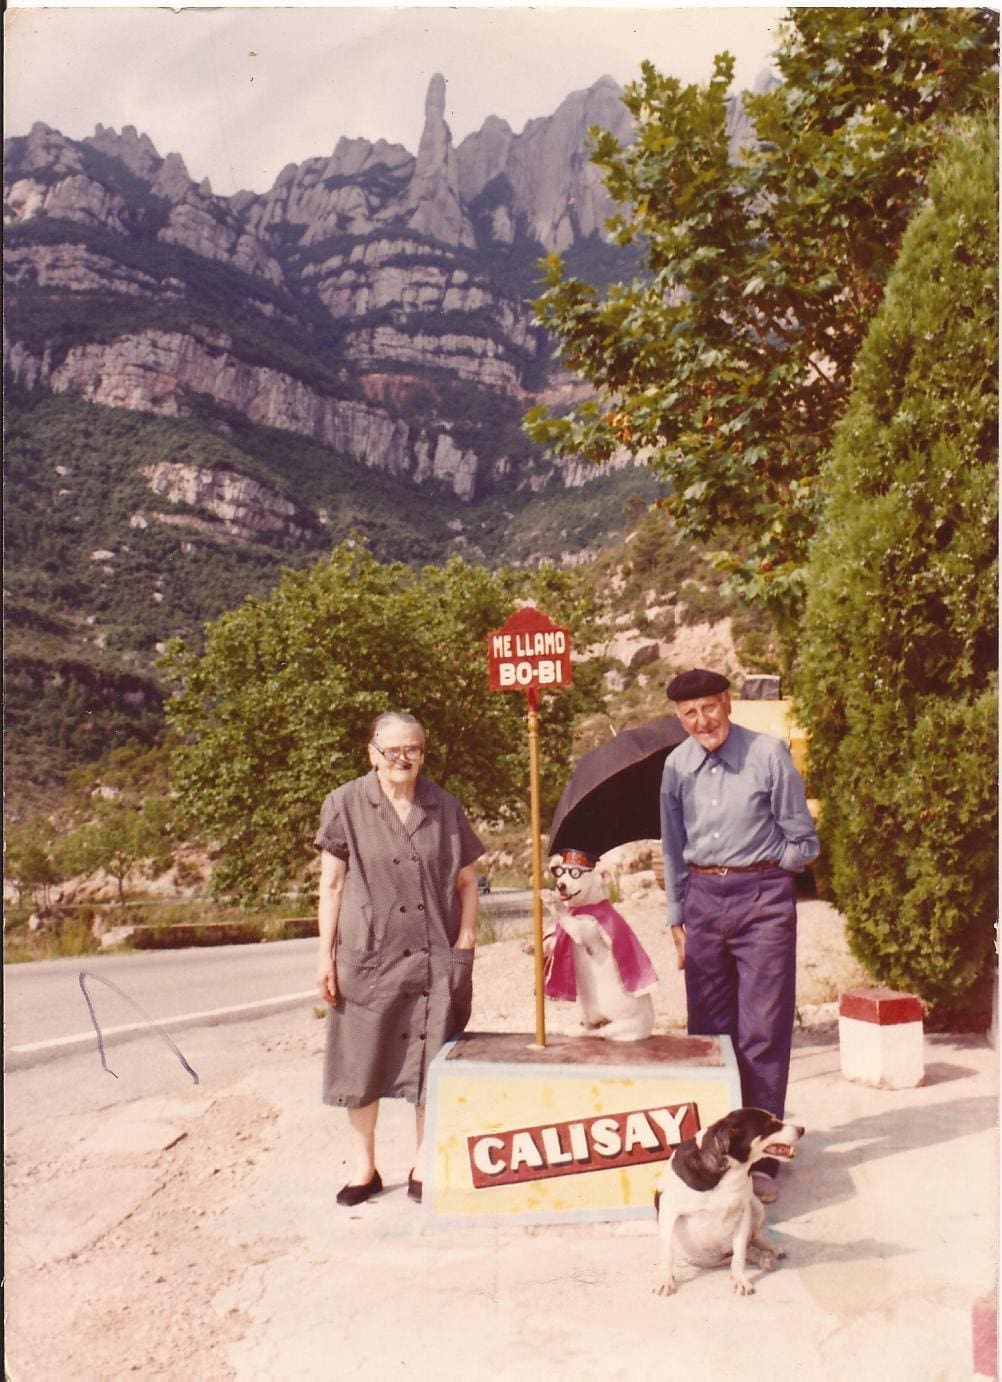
[{"left": 3, "top": 899, "right": 318, "bottom": 961}]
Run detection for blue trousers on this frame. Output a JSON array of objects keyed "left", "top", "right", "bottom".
[{"left": 683, "top": 867, "right": 797, "bottom": 1125}]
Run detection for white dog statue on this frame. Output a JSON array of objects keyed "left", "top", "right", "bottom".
[{"left": 544, "top": 848, "right": 658, "bottom": 1041}]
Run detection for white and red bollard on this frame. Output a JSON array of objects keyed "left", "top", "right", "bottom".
[
  {"left": 972, "top": 1290, "right": 997, "bottom": 1380},
  {"left": 838, "top": 987, "right": 925, "bottom": 1089}
]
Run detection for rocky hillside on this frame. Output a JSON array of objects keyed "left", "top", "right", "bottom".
[
  {"left": 4, "top": 72, "right": 759, "bottom": 503},
  {"left": 3, "top": 75, "right": 644, "bottom": 504},
  {"left": 3, "top": 72, "right": 759, "bottom": 810}
]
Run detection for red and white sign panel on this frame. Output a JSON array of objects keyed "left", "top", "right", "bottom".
[
  {"left": 487, "top": 606, "right": 573, "bottom": 692},
  {"left": 467, "top": 1101, "right": 700, "bottom": 1188}
]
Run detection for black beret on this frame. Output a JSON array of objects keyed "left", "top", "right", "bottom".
[{"left": 665, "top": 668, "right": 731, "bottom": 701}]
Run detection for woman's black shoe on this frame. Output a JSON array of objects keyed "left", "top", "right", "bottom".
[
  {"left": 407, "top": 1169, "right": 423, "bottom": 1203},
  {"left": 336, "top": 1170, "right": 383, "bottom": 1207}
]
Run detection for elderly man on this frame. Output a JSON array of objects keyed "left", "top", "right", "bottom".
[{"left": 660, "top": 668, "right": 819, "bottom": 1200}]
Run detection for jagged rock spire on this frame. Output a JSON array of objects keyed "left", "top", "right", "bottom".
[{"left": 400, "top": 73, "right": 475, "bottom": 248}]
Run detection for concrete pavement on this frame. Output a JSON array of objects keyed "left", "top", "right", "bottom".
[
  {"left": 11, "top": 1019, "right": 988, "bottom": 1380},
  {"left": 207, "top": 1026, "right": 997, "bottom": 1381}
]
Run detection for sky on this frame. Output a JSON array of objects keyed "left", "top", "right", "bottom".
[{"left": 4, "top": 4, "right": 787, "bottom": 197}]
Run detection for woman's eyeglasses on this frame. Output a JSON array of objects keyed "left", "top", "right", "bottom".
[
  {"left": 372, "top": 742, "right": 425, "bottom": 762},
  {"left": 551, "top": 865, "right": 592, "bottom": 880}
]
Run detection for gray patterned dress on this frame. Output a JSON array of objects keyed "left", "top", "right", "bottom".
[{"left": 315, "top": 770, "right": 484, "bottom": 1108}]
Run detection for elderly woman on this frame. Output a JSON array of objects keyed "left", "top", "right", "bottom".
[{"left": 315, "top": 711, "right": 483, "bottom": 1206}]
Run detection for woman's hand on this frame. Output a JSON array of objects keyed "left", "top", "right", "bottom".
[
  {"left": 316, "top": 955, "right": 337, "bottom": 1005},
  {"left": 455, "top": 928, "right": 476, "bottom": 951}
]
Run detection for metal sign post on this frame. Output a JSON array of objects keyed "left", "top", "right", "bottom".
[
  {"left": 525, "top": 685, "right": 545, "bottom": 1047},
  {"left": 486, "top": 606, "right": 573, "bottom": 1049}
]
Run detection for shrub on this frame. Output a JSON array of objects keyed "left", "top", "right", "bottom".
[
  {"left": 4, "top": 913, "right": 101, "bottom": 963},
  {"left": 796, "top": 116, "right": 998, "bottom": 1025}
]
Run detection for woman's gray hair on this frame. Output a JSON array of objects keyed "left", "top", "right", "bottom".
[{"left": 370, "top": 711, "right": 425, "bottom": 744}]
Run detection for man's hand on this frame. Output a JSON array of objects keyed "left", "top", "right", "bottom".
[
  {"left": 671, "top": 925, "right": 686, "bottom": 971},
  {"left": 316, "top": 956, "right": 337, "bottom": 1005}
]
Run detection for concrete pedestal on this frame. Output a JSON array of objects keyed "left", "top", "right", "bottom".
[
  {"left": 422, "top": 1030, "right": 740, "bottom": 1226},
  {"left": 838, "top": 987, "right": 925, "bottom": 1089}
]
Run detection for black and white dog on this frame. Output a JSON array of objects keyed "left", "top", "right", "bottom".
[{"left": 653, "top": 1108, "right": 804, "bottom": 1297}]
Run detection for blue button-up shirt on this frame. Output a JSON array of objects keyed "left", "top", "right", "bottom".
[{"left": 660, "top": 721, "right": 820, "bottom": 927}]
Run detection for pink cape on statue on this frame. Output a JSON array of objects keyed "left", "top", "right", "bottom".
[{"left": 543, "top": 899, "right": 659, "bottom": 1001}]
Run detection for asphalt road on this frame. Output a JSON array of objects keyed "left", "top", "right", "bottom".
[
  {"left": 5, "top": 938, "right": 326, "bottom": 1128},
  {"left": 6, "top": 1000, "right": 315, "bottom": 1122},
  {"left": 4, "top": 936, "right": 317, "bottom": 1050},
  {"left": 4, "top": 889, "right": 536, "bottom": 1057}
]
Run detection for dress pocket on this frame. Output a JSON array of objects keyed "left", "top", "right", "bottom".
[{"left": 336, "top": 947, "right": 380, "bottom": 1005}]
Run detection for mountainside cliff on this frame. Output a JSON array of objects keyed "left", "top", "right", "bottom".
[
  {"left": 4, "top": 71, "right": 759, "bottom": 807},
  {"left": 5, "top": 72, "right": 759, "bottom": 516},
  {"left": 4, "top": 76, "right": 643, "bottom": 506}
]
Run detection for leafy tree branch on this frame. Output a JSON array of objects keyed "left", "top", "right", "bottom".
[{"left": 525, "top": 8, "right": 998, "bottom": 644}]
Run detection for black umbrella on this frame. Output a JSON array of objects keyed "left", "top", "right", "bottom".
[{"left": 548, "top": 716, "right": 689, "bottom": 858}]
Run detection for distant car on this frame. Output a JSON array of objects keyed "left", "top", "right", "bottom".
[{"left": 477, "top": 875, "right": 491, "bottom": 895}]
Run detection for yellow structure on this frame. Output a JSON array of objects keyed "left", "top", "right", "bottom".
[
  {"left": 422, "top": 1031, "right": 740, "bottom": 1226},
  {"left": 729, "top": 698, "right": 818, "bottom": 819},
  {"left": 728, "top": 698, "right": 809, "bottom": 777}
]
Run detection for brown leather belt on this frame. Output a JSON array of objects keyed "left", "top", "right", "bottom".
[{"left": 688, "top": 860, "right": 781, "bottom": 876}]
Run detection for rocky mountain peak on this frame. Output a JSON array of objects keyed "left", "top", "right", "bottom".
[
  {"left": 425, "top": 71, "right": 448, "bottom": 123},
  {"left": 18, "top": 122, "right": 85, "bottom": 176},
  {"left": 5, "top": 68, "right": 734, "bottom": 515},
  {"left": 86, "top": 123, "right": 162, "bottom": 180},
  {"left": 150, "top": 151, "right": 194, "bottom": 203},
  {"left": 397, "top": 72, "right": 475, "bottom": 248},
  {"left": 456, "top": 76, "right": 634, "bottom": 252}
]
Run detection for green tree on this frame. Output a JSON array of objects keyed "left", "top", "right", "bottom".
[
  {"left": 5, "top": 819, "right": 62, "bottom": 911},
  {"left": 795, "top": 114, "right": 998, "bottom": 1023},
  {"left": 59, "top": 795, "right": 175, "bottom": 905},
  {"left": 162, "top": 542, "right": 598, "bottom": 898},
  {"left": 525, "top": 8, "right": 998, "bottom": 646}
]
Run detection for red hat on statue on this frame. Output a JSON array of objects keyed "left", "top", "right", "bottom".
[{"left": 557, "top": 848, "right": 599, "bottom": 869}]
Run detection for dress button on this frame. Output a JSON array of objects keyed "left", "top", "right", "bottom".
[
  {"left": 400, "top": 905, "right": 407, "bottom": 913},
  {"left": 403, "top": 949, "right": 411, "bottom": 957},
  {"left": 417, "top": 904, "right": 425, "bottom": 912},
  {"left": 419, "top": 1032, "right": 427, "bottom": 1041},
  {"left": 422, "top": 990, "right": 429, "bottom": 998},
  {"left": 393, "top": 857, "right": 400, "bottom": 864}
]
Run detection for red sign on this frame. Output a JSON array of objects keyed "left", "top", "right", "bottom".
[
  {"left": 487, "top": 606, "right": 573, "bottom": 693},
  {"left": 467, "top": 1101, "right": 700, "bottom": 1188}
]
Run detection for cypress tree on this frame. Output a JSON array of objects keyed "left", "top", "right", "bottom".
[{"left": 796, "top": 115, "right": 998, "bottom": 1025}]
